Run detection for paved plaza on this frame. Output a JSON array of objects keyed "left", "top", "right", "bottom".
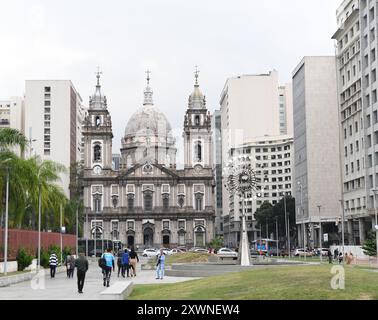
[{"left": 0, "top": 258, "right": 199, "bottom": 300}]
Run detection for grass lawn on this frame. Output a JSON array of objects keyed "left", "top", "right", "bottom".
[
  {"left": 0, "top": 270, "right": 27, "bottom": 278},
  {"left": 146, "top": 253, "right": 209, "bottom": 268},
  {"left": 130, "top": 264, "right": 378, "bottom": 300}
]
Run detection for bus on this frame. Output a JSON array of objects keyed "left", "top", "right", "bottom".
[{"left": 251, "top": 238, "right": 279, "bottom": 256}]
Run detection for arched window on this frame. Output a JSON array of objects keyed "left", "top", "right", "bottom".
[
  {"left": 144, "top": 191, "right": 153, "bottom": 211},
  {"left": 194, "top": 141, "right": 202, "bottom": 162},
  {"left": 94, "top": 144, "right": 101, "bottom": 162},
  {"left": 195, "top": 193, "right": 204, "bottom": 211},
  {"left": 95, "top": 116, "right": 101, "bottom": 127},
  {"left": 195, "top": 115, "right": 200, "bottom": 126}
]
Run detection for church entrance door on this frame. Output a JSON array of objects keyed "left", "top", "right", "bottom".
[
  {"left": 163, "top": 235, "right": 170, "bottom": 246},
  {"left": 144, "top": 227, "right": 154, "bottom": 247},
  {"left": 127, "top": 235, "right": 134, "bottom": 247}
]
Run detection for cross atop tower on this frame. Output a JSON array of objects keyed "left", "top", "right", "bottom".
[
  {"left": 96, "top": 66, "right": 103, "bottom": 86},
  {"left": 194, "top": 65, "right": 200, "bottom": 85},
  {"left": 146, "top": 69, "right": 151, "bottom": 85}
]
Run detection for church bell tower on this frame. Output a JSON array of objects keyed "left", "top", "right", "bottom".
[
  {"left": 183, "top": 67, "right": 213, "bottom": 170},
  {"left": 83, "top": 70, "right": 113, "bottom": 175}
]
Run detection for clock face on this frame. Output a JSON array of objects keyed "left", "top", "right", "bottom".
[{"left": 93, "top": 166, "right": 102, "bottom": 175}]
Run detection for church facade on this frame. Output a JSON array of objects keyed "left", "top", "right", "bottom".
[{"left": 82, "top": 71, "right": 215, "bottom": 250}]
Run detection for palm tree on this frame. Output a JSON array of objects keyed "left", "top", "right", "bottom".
[{"left": 0, "top": 128, "right": 27, "bottom": 152}]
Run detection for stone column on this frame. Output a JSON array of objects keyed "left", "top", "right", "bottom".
[
  {"left": 359, "top": 218, "right": 365, "bottom": 243},
  {"left": 347, "top": 220, "right": 353, "bottom": 245}
]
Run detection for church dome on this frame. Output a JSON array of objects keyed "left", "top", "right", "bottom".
[{"left": 124, "top": 104, "right": 173, "bottom": 138}]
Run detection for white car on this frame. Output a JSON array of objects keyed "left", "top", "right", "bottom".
[
  {"left": 217, "top": 248, "right": 238, "bottom": 258},
  {"left": 293, "top": 248, "right": 313, "bottom": 257},
  {"left": 193, "top": 248, "right": 209, "bottom": 253},
  {"left": 169, "top": 248, "right": 184, "bottom": 255},
  {"left": 142, "top": 248, "right": 158, "bottom": 257}
]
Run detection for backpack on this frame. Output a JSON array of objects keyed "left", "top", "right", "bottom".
[{"left": 98, "top": 257, "right": 106, "bottom": 269}]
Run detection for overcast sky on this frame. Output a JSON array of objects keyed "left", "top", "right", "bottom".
[{"left": 0, "top": 0, "right": 341, "bottom": 163}]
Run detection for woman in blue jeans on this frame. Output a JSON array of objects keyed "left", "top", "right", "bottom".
[{"left": 155, "top": 249, "right": 166, "bottom": 280}]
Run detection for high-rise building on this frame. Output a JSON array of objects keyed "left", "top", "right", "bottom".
[
  {"left": 0, "top": 96, "right": 25, "bottom": 155},
  {"left": 332, "top": 0, "right": 378, "bottom": 245},
  {"left": 219, "top": 70, "right": 293, "bottom": 246},
  {"left": 24, "top": 80, "right": 86, "bottom": 197},
  {"left": 212, "top": 110, "right": 223, "bottom": 237},
  {"left": 292, "top": 56, "right": 342, "bottom": 248},
  {"left": 223, "top": 135, "right": 294, "bottom": 247}
]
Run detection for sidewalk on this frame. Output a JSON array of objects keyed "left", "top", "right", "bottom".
[{"left": 0, "top": 258, "right": 199, "bottom": 300}]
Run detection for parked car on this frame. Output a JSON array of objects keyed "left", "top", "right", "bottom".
[
  {"left": 189, "top": 247, "right": 203, "bottom": 252},
  {"left": 293, "top": 248, "right": 313, "bottom": 257},
  {"left": 142, "top": 248, "right": 158, "bottom": 257},
  {"left": 217, "top": 248, "right": 238, "bottom": 259},
  {"left": 177, "top": 246, "right": 187, "bottom": 252},
  {"left": 313, "top": 248, "right": 329, "bottom": 256},
  {"left": 192, "top": 248, "right": 209, "bottom": 253},
  {"left": 159, "top": 248, "right": 171, "bottom": 255},
  {"left": 169, "top": 248, "right": 184, "bottom": 254}
]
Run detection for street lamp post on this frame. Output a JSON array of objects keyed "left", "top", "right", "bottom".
[
  {"left": 283, "top": 194, "right": 290, "bottom": 257},
  {"left": 224, "top": 157, "right": 259, "bottom": 266},
  {"left": 60, "top": 204, "right": 63, "bottom": 266},
  {"left": 37, "top": 182, "right": 42, "bottom": 271},
  {"left": 317, "top": 205, "right": 322, "bottom": 263},
  {"left": 371, "top": 189, "right": 378, "bottom": 260},
  {"left": 275, "top": 216, "right": 279, "bottom": 257},
  {"left": 298, "top": 181, "right": 306, "bottom": 261},
  {"left": 339, "top": 200, "right": 345, "bottom": 264},
  {"left": 3, "top": 168, "right": 9, "bottom": 275}
]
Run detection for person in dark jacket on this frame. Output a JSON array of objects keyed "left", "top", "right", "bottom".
[
  {"left": 121, "top": 249, "right": 130, "bottom": 277},
  {"left": 129, "top": 247, "right": 139, "bottom": 277},
  {"left": 117, "top": 252, "right": 122, "bottom": 277},
  {"left": 75, "top": 252, "right": 89, "bottom": 294},
  {"left": 327, "top": 249, "right": 332, "bottom": 264}
]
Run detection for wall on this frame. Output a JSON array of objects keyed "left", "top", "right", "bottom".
[{"left": 0, "top": 229, "right": 76, "bottom": 261}]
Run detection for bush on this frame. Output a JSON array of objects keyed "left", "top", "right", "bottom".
[
  {"left": 362, "top": 231, "right": 377, "bottom": 257},
  {"left": 16, "top": 248, "right": 34, "bottom": 271},
  {"left": 40, "top": 249, "right": 50, "bottom": 268}
]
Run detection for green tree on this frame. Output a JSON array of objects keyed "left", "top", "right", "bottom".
[
  {"left": 362, "top": 231, "right": 377, "bottom": 256},
  {"left": 208, "top": 236, "right": 224, "bottom": 250},
  {"left": 0, "top": 128, "right": 27, "bottom": 152}
]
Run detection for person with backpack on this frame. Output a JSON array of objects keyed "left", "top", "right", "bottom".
[
  {"left": 49, "top": 252, "right": 58, "bottom": 278},
  {"left": 101, "top": 248, "right": 115, "bottom": 287},
  {"left": 121, "top": 248, "right": 130, "bottom": 277},
  {"left": 155, "top": 249, "right": 166, "bottom": 280},
  {"left": 117, "top": 252, "right": 123, "bottom": 277},
  {"left": 75, "top": 252, "right": 88, "bottom": 294},
  {"left": 129, "top": 247, "right": 139, "bottom": 277},
  {"left": 64, "top": 254, "right": 71, "bottom": 278}
]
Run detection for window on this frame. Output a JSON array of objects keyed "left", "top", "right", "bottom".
[
  {"left": 127, "top": 194, "right": 134, "bottom": 210},
  {"left": 355, "top": 121, "right": 358, "bottom": 133},
  {"left": 195, "top": 115, "right": 200, "bottom": 126},
  {"left": 127, "top": 221, "right": 135, "bottom": 230},
  {"left": 195, "top": 193, "right": 204, "bottom": 211},
  {"left": 44, "top": 100, "right": 51, "bottom": 106},
  {"left": 178, "top": 220, "right": 185, "bottom": 230},
  {"left": 144, "top": 191, "right": 153, "bottom": 211},
  {"left": 94, "top": 144, "right": 101, "bottom": 162},
  {"left": 44, "top": 87, "right": 51, "bottom": 93},
  {"left": 162, "top": 194, "right": 169, "bottom": 209},
  {"left": 194, "top": 141, "right": 202, "bottom": 162},
  {"left": 163, "top": 221, "right": 170, "bottom": 230},
  {"left": 95, "top": 116, "right": 101, "bottom": 127},
  {"left": 93, "top": 194, "right": 102, "bottom": 213}
]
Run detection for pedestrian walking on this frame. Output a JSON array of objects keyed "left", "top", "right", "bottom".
[
  {"left": 117, "top": 252, "right": 122, "bottom": 277},
  {"left": 334, "top": 248, "right": 339, "bottom": 261},
  {"left": 338, "top": 252, "right": 343, "bottom": 264},
  {"left": 121, "top": 248, "right": 130, "bottom": 277},
  {"left": 75, "top": 252, "right": 88, "bottom": 294},
  {"left": 64, "top": 254, "right": 71, "bottom": 277},
  {"left": 129, "top": 247, "right": 139, "bottom": 277},
  {"left": 49, "top": 252, "right": 58, "bottom": 278},
  {"left": 101, "top": 248, "right": 115, "bottom": 287},
  {"left": 67, "top": 254, "right": 75, "bottom": 278},
  {"left": 327, "top": 249, "right": 332, "bottom": 264},
  {"left": 155, "top": 249, "right": 166, "bottom": 280}
]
